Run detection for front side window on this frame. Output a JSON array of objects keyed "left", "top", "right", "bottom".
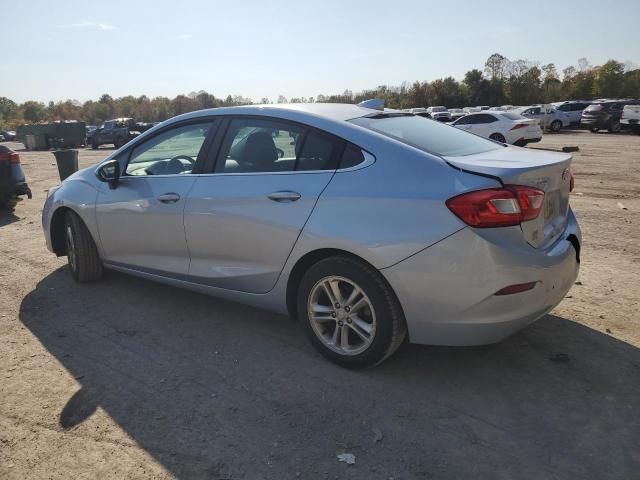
[
  {"left": 125, "top": 122, "right": 212, "bottom": 176},
  {"left": 216, "top": 118, "right": 339, "bottom": 173},
  {"left": 350, "top": 114, "right": 501, "bottom": 157}
]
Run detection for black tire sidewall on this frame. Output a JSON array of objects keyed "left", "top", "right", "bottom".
[
  {"left": 490, "top": 133, "right": 505, "bottom": 143},
  {"left": 298, "top": 257, "right": 399, "bottom": 369},
  {"left": 551, "top": 120, "right": 561, "bottom": 132},
  {"left": 65, "top": 214, "right": 82, "bottom": 281}
]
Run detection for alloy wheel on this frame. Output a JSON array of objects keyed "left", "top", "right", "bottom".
[{"left": 307, "top": 276, "right": 376, "bottom": 356}]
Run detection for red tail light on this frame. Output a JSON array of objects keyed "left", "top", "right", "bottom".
[
  {"left": 495, "top": 282, "right": 537, "bottom": 295},
  {"left": 446, "top": 186, "right": 545, "bottom": 228},
  {"left": 510, "top": 123, "right": 527, "bottom": 130},
  {"left": 8, "top": 152, "right": 20, "bottom": 164}
]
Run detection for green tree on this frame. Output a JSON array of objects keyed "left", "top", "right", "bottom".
[{"left": 595, "top": 60, "right": 625, "bottom": 98}]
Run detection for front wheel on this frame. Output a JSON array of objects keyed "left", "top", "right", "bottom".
[
  {"left": 550, "top": 120, "right": 562, "bottom": 132},
  {"left": 65, "top": 211, "right": 104, "bottom": 282},
  {"left": 298, "top": 256, "right": 406, "bottom": 369},
  {"left": 589, "top": 127, "right": 599, "bottom": 133}
]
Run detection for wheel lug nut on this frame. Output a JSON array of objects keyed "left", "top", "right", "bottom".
[
  {"left": 335, "top": 303, "right": 340, "bottom": 309},
  {"left": 344, "top": 306, "right": 350, "bottom": 312},
  {"left": 347, "top": 318, "right": 352, "bottom": 323},
  {"left": 331, "top": 312, "right": 337, "bottom": 318},
  {"left": 338, "top": 321, "right": 343, "bottom": 326}
]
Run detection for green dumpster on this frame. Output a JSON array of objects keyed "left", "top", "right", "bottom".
[{"left": 52, "top": 149, "right": 79, "bottom": 181}]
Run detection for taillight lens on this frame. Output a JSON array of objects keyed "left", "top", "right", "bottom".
[
  {"left": 510, "top": 123, "right": 527, "bottom": 130},
  {"left": 8, "top": 152, "right": 20, "bottom": 164},
  {"left": 446, "top": 186, "right": 545, "bottom": 228}
]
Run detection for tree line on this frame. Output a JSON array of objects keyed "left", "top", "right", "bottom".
[{"left": 1, "top": 54, "right": 638, "bottom": 130}]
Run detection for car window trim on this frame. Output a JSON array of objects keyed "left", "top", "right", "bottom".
[{"left": 119, "top": 117, "right": 221, "bottom": 177}]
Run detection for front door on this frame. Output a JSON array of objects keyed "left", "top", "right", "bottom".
[
  {"left": 95, "top": 120, "right": 215, "bottom": 275},
  {"left": 184, "top": 117, "right": 342, "bottom": 293}
]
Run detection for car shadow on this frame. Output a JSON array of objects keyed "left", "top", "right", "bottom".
[
  {"left": 19, "top": 268, "right": 640, "bottom": 479},
  {"left": 0, "top": 210, "right": 19, "bottom": 227}
]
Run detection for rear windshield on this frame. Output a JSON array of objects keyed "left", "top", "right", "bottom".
[
  {"left": 430, "top": 107, "right": 447, "bottom": 112},
  {"left": 499, "top": 112, "right": 526, "bottom": 120},
  {"left": 585, "top": 104, "right": 603, "bottom": 111},
  {"left": 350, "top": 114, "right": 502, "bottom": 157}
]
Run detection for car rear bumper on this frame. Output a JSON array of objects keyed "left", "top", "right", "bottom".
[{"left": 381, "top": 209, "right": 581, "bottom": 346}]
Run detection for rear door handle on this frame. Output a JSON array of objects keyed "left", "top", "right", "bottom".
[
  {"left": 267, "top": 191, "right": 301, "bottom": 202},
  {"left": 157, "top": 193, "right": 181, "bottom": 203}
]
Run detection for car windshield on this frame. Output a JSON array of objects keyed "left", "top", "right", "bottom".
[{"left": 350, "top": 114, "right": 502, "bottom": 157}]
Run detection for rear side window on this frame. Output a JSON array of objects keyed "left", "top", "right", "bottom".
[
  {"left": 216, "top": 118, "right": 340, "bottom": 173},
  {"left": 585, "top": 104, "right": 603, "bottom": 112},
  {"left": 350, "top": 114, "right": 501, "bottom": 157},
  {"left": 340, "top": 143, "right": 365, "bottom": 169},
  {"left": 296, "top": 131, "right": 339, "bottom": 171}
]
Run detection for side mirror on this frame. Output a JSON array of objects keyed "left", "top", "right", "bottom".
[{"left": 95, "top": 159, "right": 121, "bottom": 189}]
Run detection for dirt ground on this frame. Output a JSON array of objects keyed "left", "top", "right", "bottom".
[{"left": 1, "top": 130, "right": 639, "bottom": 479}]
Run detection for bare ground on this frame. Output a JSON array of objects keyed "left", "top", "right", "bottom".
[{"left": 0, "top": 130, "right": 639, "bottom": 479}]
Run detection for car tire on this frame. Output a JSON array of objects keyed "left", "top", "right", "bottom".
[
  {"left": 608, "top": 121, "right": 621, "bottom": 133},
  {"left": 114, "top": 136, "right": 125, "bottom": 149},
  {"left": 64, "top": 211, "right": 104, "bottom": 282},
  {"left": 298, "top": 255, "right": 407, "bottom": 369},
  {"left": 550, "top": 120, "right": 562, "bottom": 132},
  {"left": 91, "top": 138, "right": 99, "bottom": 149},
  {"left": 589, "top": 127, "right": 599, "bottom": 133},
  {"left": 489, "top": 133, "right": 506, "bottom": 143}
]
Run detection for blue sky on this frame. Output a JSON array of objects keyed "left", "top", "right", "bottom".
[{"left": 2, "top": 0, "right": 639, "bottom": 103}]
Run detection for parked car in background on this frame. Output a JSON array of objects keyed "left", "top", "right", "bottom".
[
  {"left": 516, "top": 106, "right": 570, "bottom": 132},
  {"left": 90, "top": 118, "right": 141, "bottom": 149},
  {"left": 42, "top": 103, "right": 580, "bottom": 368},
  {"left": 581, "top": 100, "right": 640, "bottom": 133},
  {"left": 463, "top": 107, "right": 481, "bottom": 115},
  {"left": 451, "top": 111, "right": 542, "bottom": 146},
  {"left": 0, "top": 144, "right": 31, "bottom": 212},
  {"left": 0, "top": 130, "right": 16, "bottom": 141},
  {"left": 477, "top": 106, "right": 491, "bottom": 111},
  {"left": 85, "top": 125, "right": 97, "bottom": 145},
  {"left": 621, "top": 104, "right": 640, "bottom": 133},
  {"left": 427, "top": 106, "right": 451, "bottom": 122},
  {"left": 555, "top": 101, "right": 591, "bottom": 125},
  {"left": 448, "top": 108, "right": 466, "bottom": 120}
]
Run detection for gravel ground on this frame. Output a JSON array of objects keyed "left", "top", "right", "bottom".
[{"left": 1, "top": 130, "right": 639, "bottom": 479}]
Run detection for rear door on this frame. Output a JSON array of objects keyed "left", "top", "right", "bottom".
[{"left": 184, "top": 117, "right": 342, "bottom": 293}]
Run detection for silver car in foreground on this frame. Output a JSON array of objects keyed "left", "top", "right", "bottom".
[{"left": 42, "top": 104, "right": 581, "bottom": 368}]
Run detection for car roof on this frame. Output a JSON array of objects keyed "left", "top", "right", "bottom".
[{"left": 172, "top": 103, "right": 377, "bottom": 123}]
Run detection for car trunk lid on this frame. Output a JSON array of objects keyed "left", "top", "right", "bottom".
[{"left": 444, "top": 147, "right": 572, "bottom": 249}]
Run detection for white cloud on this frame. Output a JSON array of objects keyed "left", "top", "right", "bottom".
[
  {"left": 68, "top": 21, "right": 116, "bottom": 31},
  {"left": 179, "top": 34, "right": 194, "bottom": 40}
]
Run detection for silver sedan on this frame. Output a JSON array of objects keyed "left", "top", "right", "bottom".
[{"left": 42, "top": 104, "right": 581, "bottom": 368}]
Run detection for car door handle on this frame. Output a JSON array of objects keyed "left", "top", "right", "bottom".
[
  {"left": 267, "top": 191, "right": 301, "bottom": 202},
  {"left": 157, "top": 193, "right": 181, "bottom": 203}
]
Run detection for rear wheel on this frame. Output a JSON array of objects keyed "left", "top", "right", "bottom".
[
  {"left": 608, "top": 121, "right": 621, "bottom": 133},
  {"left": 489, "top": 133, "right": 506, "bottom": 143},
  {"left": 589, "top": 127, "right": 599, "bottom": 133},
  {"left": 114, "top": 136, "right": 125, "bottom": 149},
  {"left": 298, "top": 256, "right": 406, "bottom": 369},
  {"left": 91, "top": 138, "right": 99, "bottom": 149},
  {"left": 550, "top": 120, "right": 562, "bottom": 132},
  {"left": 64, "top": 211, "right": 104, "bottom": 282}
]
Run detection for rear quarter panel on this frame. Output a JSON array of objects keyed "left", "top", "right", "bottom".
[{"left": 290, "top": 140, "right": 501, "bottom": 269}]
